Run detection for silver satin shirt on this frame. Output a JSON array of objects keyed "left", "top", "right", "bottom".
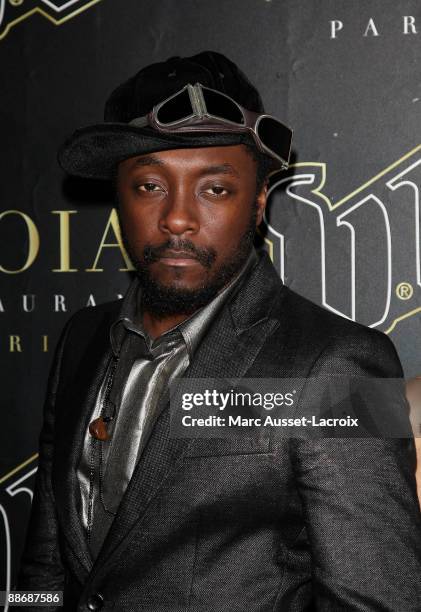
[{"left": 77, "top": 248, "right": 258, "bottom": 558}]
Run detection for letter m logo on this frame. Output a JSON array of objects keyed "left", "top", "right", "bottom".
[{"left": 262, "top": 145, "right": 421, "bottom": 334}]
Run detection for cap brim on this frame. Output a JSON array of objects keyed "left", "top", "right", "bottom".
[{"left": 57, "top": 123, "right": 258, "bottom": 180}]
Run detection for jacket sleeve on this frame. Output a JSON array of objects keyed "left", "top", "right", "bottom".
[
  {"left": 289, "top": 329, "right": 421, "bottom": 611},
  {"left": 16, "top": 315, "right": 75, "bottom": 598}
]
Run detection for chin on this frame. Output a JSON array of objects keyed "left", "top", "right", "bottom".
[{"left": 151, "top": 265, "right": 210, "bottom": 289}]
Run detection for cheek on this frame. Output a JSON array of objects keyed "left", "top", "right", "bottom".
[
  {"left": 119, "top": 201, "right": 158, "bottom": 242},
  {"left": 200, "top": 206, "right": 252, "bottom": 253}
]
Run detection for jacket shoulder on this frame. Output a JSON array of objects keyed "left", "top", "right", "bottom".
[
  {"left": 66, "top": 297, "right": 122, "bottom": 331},
  {"left": 278, "top": 285, "right": 402, "bottom": 377},
  {"left": 280, "top": 284, "right": 376, "bottom": 337},
  {"left": 72, "top": 296, "right": 123, "bottom": 320},
  {"left": 57, "top": 297, "right": 122, "bottom": 359}
]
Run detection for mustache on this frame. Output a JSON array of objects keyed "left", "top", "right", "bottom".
[{"left": 143, "top": 239, "right": 217, "bottom": 269}]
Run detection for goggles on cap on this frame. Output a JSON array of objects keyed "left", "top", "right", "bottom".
[{"left": 129, "top": 82, "right": 293, "bottom": 172}]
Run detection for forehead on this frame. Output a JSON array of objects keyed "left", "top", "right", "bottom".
[{"left": 117, "top": 144, "right": 255, "bottom": 176}]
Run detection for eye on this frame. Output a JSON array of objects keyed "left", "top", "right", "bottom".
[
  {"left": 203, "top": 185, "right": 229, "bottom": 197},
  {"left": 137, "top": 182, "right": 163, "bottom": 193}
]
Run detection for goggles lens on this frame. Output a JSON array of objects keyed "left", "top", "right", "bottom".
[
  {"left": 155, "top": 88, "right": 193, "bottom": 123},
  {"left": 201, "top": 88, "right": 245, "bottom": 124},
  {"left": 148, "top": 83, "right": 292, "bottom": 170},
  {"left": 256, "top": 116, "right": 292, "bottom": 165}
]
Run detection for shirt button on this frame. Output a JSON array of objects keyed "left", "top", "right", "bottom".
[{"left": 86, "top": 593, "right": 104, "bottom": 610}]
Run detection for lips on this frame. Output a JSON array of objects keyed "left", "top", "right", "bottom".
[
  {"left": 160, "top": 250, "right": 197, "bottom": 260},
  {"left": 158, "top": 249, "right": 199, "bottom": 266}
]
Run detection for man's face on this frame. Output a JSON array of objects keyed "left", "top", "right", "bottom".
[{"left": 116, "top": 144, "right": 267, "bottom": 317}]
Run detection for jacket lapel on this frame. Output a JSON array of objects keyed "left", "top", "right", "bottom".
[
  {"left": 90, "top": 251, "right": 285, "bottom": 575},
  {"left": 52, "top": 309, "right": 117, "bottom": 577}
]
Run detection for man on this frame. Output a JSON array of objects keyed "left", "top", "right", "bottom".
[{"left": 18, "top": 51, "right": 421, "bottom": 611}]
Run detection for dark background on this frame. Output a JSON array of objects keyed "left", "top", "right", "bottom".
[{"left": 0, "top": 0, "right": 420, "bottom": 597}]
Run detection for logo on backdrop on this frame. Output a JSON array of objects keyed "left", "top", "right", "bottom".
[
  {"left": 0, "top": 0, "right": 103, "bottom": 40},
  {"left": 263, "top": 145, "right": 421, "bottom": 334},
  {"left": 0, "top": 456, "right": 37, "bottom": 601}
]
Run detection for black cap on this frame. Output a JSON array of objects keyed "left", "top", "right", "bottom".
[{"left": 58, "top": 51, "right": 269, "bottom": 180}]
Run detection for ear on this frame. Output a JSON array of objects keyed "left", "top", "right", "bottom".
[{"left": 255, "top": 181, "right": 268, "bottom": 226}]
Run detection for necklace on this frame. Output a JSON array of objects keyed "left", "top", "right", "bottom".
[{"left": 86, "top": 354, "right": 119, "bottom": 542}]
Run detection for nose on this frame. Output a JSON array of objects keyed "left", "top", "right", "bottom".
[{"left": 158, "top": 188, "right": 199, "bottom": 236}]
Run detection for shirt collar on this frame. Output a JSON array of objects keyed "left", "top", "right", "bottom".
[{"left": 109, "top": 247, "right": 258, "bottom": 359}]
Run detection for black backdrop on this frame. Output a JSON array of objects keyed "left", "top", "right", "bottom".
[{"left": 1, "top": 0, "right": 420, "bottom": 598}]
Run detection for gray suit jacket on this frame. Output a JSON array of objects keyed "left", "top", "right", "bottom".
[{"left": 18, "top": 250, "right": 421, "bottom": 611}]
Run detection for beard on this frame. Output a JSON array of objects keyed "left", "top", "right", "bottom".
[{"left": 121, "top": 203, "right": 258, "bottom": 319}]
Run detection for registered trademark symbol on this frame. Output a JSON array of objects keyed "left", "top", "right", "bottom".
[
  {"left": 9, "top": 0, "right": 24, "bottom": 5},
  {"left": 396, "top": 282, "right": 413, "bottom": 300}
]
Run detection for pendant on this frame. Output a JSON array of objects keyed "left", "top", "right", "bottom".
[{"left": 89, "top": 416, "right": 111, "bottom": 441}]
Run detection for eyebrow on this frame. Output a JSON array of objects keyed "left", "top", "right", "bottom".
[
  {"left": 132, "top": 156, "right": 240, "bottom": 178},
  {"left": 199, "top": 164, "right": 240, "bottom": 178},
  {"left": 133, "top": 155, "right": 164, "bottom": 167}
]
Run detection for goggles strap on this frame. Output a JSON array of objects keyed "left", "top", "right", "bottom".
[
  {"left": 129, "top": 116, "right": 149, "bottom": 128},
  {"left": 188, "top": 83, "right": 207, "bottom": 117}
]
